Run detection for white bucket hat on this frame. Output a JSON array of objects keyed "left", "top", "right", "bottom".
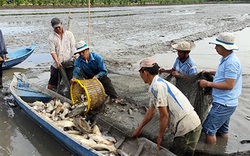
[
  {"left": 74, "top": 40, "right": 89, "bottom": 55},
  {"left": 172, "top": 41, "right": 195, "bottom": 51},
  {"left": 209, "top": 32, "right": 238, "bottom": 50}
]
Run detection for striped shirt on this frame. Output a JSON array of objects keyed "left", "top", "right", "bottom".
[{"left": 149, "top": 75, "right": 201, "bottom": 137}]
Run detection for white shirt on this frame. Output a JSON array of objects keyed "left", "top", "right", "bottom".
[
  {"left": 149, "top": 75, "right": 201, "bottom": 137},
  {"left": 49, "top": 29, "right": 76, "bottom": 68}
]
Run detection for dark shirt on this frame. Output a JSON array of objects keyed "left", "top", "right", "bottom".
[{"left": 0, "top": 30, "right": 8, "bottom": 58}]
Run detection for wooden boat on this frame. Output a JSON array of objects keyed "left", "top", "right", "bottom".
[
  {"left": 9, "top": 72, "right": 175, "bottom": 156},
  {"left": 3, "top": 44, "right": 37, "bottom": 70}
]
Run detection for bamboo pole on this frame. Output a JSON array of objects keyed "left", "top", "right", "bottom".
[
  {"left": 67, "top": 11, "right": 71, "bottom": 31},
  {"left": 88, "top": 0, "right": 91, "bottom": 47}
]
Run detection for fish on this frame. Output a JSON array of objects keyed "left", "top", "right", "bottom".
[
  {"left": 90, "top": 143, "right": 116, "bottom": 153},
  {"left": 92, "top": 124, "right": 102, "bottom": 136},
  {"left": 53, "top": 120, "right": 76, "bottom": 131},
  {"left": 40, "top": 112, "right": 52, "bottom": 121},
  {"left": 60, "top": 108, "right": 69, "bottom": 120},
  {"left": 51, "top": 103, "right": 63, "bottom": 121},
  {"left": 29, "top": 101, "right": 44, "bottom": 107},
  {"left": 33, "top": 103, "right": 45, "bottom": 112},
  {"left": 54, "top": 103, "right": 63, "bottom": 114},
  {"left": 62, "top": 102, "right": 71, "bottom": 109},
  {"left": 46, "top": 101, "right": 54, "bottom": 113},
  {"left": 68, "top": 105, "right": 87, "bottom": 118},
  {"left": 102, "top": 135, "right": 116, "bottom": 144},
  {"left": 88, "top": 134, "right": 113, "bottom": 145},
  {"left": 66, "top": 130, "right": 81, "bottom": 135},
  {"left": 70, "top": 134, "right": 116, "bottom": 152},
  {"left": 51, "top": 110, "right": 59, "bottom": 121},
  {"left": 73, "top": 116, "right": 92, "bottom": 134},
  {"left": 55, "top": 99, "right": 62, "bottom": 107}
]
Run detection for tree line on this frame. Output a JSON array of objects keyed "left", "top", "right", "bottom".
[{"left": 0, "top": 0, "right": 249, "bottom": 7}]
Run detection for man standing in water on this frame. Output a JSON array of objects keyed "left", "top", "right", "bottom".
[
  {"left": 199, "top": 32, "right": 242, "bottom": 144},
  {"left": 48, "top": 17, "right": 76, "bottom": 91},
  {"left": 159, "top": 41, "right": 197, "bottom": 77},
  {"left": 132, "top": 57, "right": 201, "bottom": 156},
  {"left": 0, "top": 30, "right": 9, "bottom": 88}
]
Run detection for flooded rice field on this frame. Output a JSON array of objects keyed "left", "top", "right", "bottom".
[{"left": 1, "top": 4, "right": 250, "bottom": 156}]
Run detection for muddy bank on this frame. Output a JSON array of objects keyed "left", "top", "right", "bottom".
[{"left": 1, "top": 4, "right": 250, "bottom": 156}]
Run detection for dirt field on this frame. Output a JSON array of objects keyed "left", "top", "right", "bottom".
[{"left": 1, "top": 4, "right": 250, "bottom": 155}]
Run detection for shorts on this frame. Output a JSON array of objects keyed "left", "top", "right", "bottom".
[
  {"left": 48, "top": 66, "right": 59, "bottom": 86},
  {"left": 202, "top": 102, "right": 236, "bottom": 136},
  {"left": 48, "top": 65, "right": 73, "bottom": 86},
  {"left": 170, "top": 124, "right": 202, "bottom": 156}
]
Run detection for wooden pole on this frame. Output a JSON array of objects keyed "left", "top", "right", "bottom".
[{"left": 88, "top": 0, "right": 91, "bottom": 48}]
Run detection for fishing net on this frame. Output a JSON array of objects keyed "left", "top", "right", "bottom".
[{"left": 160, "top": 72, "right": 213, "bottom": 123}]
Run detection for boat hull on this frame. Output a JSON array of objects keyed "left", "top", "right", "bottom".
[
  {"left": 3, "top": 44, "right": 37, "bottom": 70},
  {"left": 10, "top": 73, "right": 101, "bottom": 156}
]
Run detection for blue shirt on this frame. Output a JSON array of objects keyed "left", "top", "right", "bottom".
[
  {"left": 73, "top": 52, "right": 108, "bottom": 79},
  {"left": 173, "top": 56, "right": 197, "bottom": 75},
  {"left": 212, "top": 52, "right": 242, "bottom": 107}
]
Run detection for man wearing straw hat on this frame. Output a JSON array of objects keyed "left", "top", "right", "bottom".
[
  {"left": 159, "top": 41, "right": 197, "bottom": 77},
  {"left": 132, "top": 57, "right": 201, "bottom": 156},
  {"left": 71, "top": 40, "right": 123, "bottom": 104},
  {"left": 199, "top": 32, "right": 242, "bottom": 144},
  {"left": 48, "top": 17, "right": 76, "bottom": 91}
]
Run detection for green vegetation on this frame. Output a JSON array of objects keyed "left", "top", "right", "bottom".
[{"left": 0, "top": 0, "right": 249, "bottom": 7}]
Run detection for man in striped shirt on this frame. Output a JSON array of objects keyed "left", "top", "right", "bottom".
[{"left": 132, "top": 57, "right": 201, "bottom": 156}]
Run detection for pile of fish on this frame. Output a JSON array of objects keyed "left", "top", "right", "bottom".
[{"left": 28, "top": 98, "right": 121, "bottom": 156}]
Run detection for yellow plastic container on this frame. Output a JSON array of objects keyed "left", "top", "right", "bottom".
[{"left": 70, "top": 79, "right": 106, "bottom": 113}]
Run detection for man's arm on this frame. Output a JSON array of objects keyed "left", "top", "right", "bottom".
[
  {"left": 132, "top": 106, "right": 156, "bottom": 138},
  {"left": 200, "top": 78, "right": 236, "bottom": 90},
  {"left": 157, "top": 106, "right": 169, "bottom": 149},
  {"left": 159, "top": 68, "right": 175, "bottom": 74},
  {"left": 95, "top": 55, "right": 108, "bottom": 79},
  {"left": 51, "top": 53, "right": 61, "bottom": 68}
]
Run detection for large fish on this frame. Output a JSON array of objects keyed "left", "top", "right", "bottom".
[
  {"left": 73, "top": 116, "right": 92, "bottom": 134},
  {"left": 69, "top": 134, "right": 117, "bottom": 152},
  {"left": 68, "top": 105, "right": 87, "bottom": 118},
  {"left": 53, "top": 120, "right": 75, "bottom": 131},
  {"left": 88, "top": 134, "right": 113, "bottom": 145}
]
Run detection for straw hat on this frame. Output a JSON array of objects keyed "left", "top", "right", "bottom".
[
  {"left": 209, "top": 32, "right": 238, "bottom": 50},
  {"left": 172, "top": 41, "right": 195, "bottom": 51},
  {"left": 74, "top": 40, "right": 89, "bottom": 55}
]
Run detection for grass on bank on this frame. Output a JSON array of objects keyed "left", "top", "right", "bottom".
[{"left": 0, "top": 0, "right": 250, "bottom": 8}]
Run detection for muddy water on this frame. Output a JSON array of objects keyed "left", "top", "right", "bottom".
[
  {"left": 153, "top": 26, "right": 250, "bottom": 156},
  {"left": 155, "top": 27, "right": 250, "bottom": 74},
  {"left": 1, "top": 4, "right": 250, "bottom": 156}
]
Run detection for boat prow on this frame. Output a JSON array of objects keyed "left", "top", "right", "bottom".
[{"left": 3, "top": 44, "right": 37, "bottom": 70}]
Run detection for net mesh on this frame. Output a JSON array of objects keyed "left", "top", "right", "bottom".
[{"left": 161, "top": 72, "right": 213, "bottom": 123}]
